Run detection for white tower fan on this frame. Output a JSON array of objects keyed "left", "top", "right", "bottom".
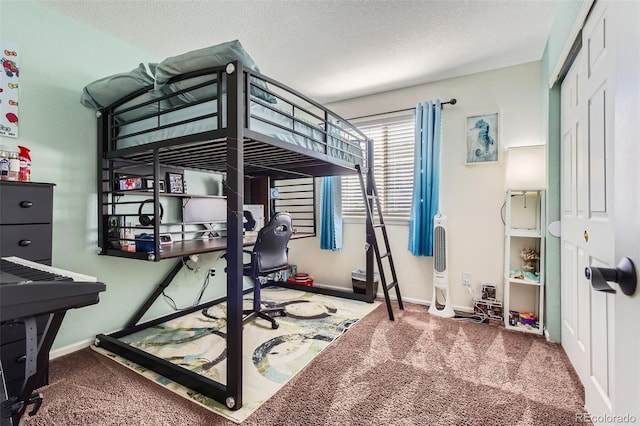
[{"left": 429, "top": 213, "right": 455, "bottom": 317}]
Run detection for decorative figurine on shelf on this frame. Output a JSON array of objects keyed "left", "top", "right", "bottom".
[
  {"left": 510, "top": 269, "right": 524, "bottom": 279},
  {"left": 520, "top": 247, "right": 539, "bottom": 272},
  {"left": 524, "top": 271, "right": 540, "bottom": 283}
]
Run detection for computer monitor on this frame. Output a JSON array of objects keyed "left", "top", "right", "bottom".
[
  {"left": 183, "top": 197, "right": 227, "bottom": 224},
  {"left": 182, "top": 199, "right": 267, "bottom": 239}
]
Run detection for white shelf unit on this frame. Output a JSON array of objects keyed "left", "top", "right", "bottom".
[{"left": 503, "top": 189, "right": 545, "bottom": 335}]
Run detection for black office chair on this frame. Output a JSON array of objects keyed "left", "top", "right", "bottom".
[{"left": 242, "top": 212, "right": 293, "bottom": 329}]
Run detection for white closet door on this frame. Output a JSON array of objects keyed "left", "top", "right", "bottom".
[{"left": 561, "top": 0, "right": 616, "bottom": 420}]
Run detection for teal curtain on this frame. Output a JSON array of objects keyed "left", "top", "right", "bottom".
[
  {"left": 320, "top": 176, "right": 343, "bottom": 250},
  {"left": 408, "top": 100, "right": 441, "bottom": 256}
]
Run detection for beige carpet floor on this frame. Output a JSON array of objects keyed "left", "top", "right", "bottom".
[{"left": 21, "top": 300, "right": 588, "bottom": 425}]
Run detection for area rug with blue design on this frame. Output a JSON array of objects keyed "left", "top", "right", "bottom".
[{"left": 91, "top": 286, "right": 380, "bottom": 423}]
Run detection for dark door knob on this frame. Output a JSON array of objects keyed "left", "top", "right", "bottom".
[{"left": 585, "top": 257, "right": 637, "bottom": 296}]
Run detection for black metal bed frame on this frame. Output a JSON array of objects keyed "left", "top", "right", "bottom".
[{"left": 94, "top": 61, "right": 378, "bottom": 410}]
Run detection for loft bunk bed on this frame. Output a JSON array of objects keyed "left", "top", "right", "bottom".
[{"left": 89, "top": 51, "right": 382, "bottom": 411}]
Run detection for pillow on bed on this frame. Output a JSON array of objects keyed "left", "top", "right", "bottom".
[
  {"left": 162, "top": 74, "right": 220, "bottom": 107},
  {"left": 148, "top": 62, "right": 158, "bottom": 76},
  {"left": 114, "top": 89, "right": 172, "bottom": 124},
  {"left": 80, "top": 63, "right": 154, "bottom": 110},
  {"left": 154, "top": 40, "right": 277, "bottom": 105}
]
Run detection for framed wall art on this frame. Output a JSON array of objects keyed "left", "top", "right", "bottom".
[
  {"left": 166, "top": 172, "right": 184, "bottom": 194},
  {"left": 465, "top": 112, "right": 499, "bottom": 165}
]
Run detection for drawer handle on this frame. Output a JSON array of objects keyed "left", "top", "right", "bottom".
[
  {"left": 19, "top": 200, "right": 33, "bottom": 208},
  {"left": 16, "top": 355, "right": 26, "bottom": 363},
  {"left": 19, "top": 239, "right": 32, "bottom": 247}
]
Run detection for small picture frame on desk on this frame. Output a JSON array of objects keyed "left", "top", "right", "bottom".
[
  {"left": 145, "top": 178, "right": 166, "bottom": 193},
  {"left": 159, "top": 233, "right": 173, "bottom": 245},
  {"left": 166, "top": 172, "right": 184, "bottom": 194}
]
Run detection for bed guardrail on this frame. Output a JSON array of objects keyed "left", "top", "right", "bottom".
[{"left": 101, "top": 63, "right": 368, "bottom": 172}]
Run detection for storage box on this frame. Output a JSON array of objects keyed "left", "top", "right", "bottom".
[
  {"left": 135, "top": 233, "right": 160, "bottom": 253},
  {"left": 351, "top": 269, "right": 379, "bottom": 295}
]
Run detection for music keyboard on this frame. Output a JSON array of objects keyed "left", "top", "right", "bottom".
[
  {"left": 0, "top": 257, "right": 97, "bottom": 283},
  {"left": 0, "top": 257, "right": 105, "bottom": 323}
]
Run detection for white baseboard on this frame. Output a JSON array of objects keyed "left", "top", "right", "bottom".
[
  {"left": 50, "top": 325, "right": 125, "bottom": 359},
  {"left": 313, "top": 283, "right": 474, "bottom": 313},
  {"left": 451, "top": 304, "right": 474, "bottom": 313},
  {"left": 50, "top": 337, "right": 95, "bottom": 360},
  {"left": 370, "top": 291, "right": 475, "bottom": 314}
]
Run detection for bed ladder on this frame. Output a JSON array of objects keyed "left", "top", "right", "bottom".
[{"left": 356, "top": 164, "right": 404, "bottom": 320}]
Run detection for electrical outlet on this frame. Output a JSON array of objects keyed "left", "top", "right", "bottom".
[
  {"left": 463, "top": 272, "right": 471, "bottom": 286},
  {"left": 209, "top": 268, "right": 216, "bottom": 276}
]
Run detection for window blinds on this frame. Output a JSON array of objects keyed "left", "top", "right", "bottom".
[{"left": 342, "top": 117, "right": 415, "bottom": 218}]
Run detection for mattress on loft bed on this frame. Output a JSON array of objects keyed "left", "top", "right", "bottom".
[
  {"left": 79, "top": 41, "right": 363, "bottom": 165},
  {"left": 115, "top": 98, "right": 364, "bottom": 164}
]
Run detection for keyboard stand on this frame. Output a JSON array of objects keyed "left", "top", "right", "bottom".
[
  {"left": 0, "top": 362, "right": 8, "bottom": 426},
  {"left": 0, "top": 311, "right": 65, "bottom": 426},
  {"left": 0, "top": 257, "right": 105, "bottom": 426}
]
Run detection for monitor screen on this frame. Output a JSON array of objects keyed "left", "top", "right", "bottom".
[{"left": 183, "top": 197, "right": 227, "bottom": 224}]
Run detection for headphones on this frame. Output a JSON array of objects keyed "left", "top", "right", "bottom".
[
  {"left": 138, "top": 199, "right": 164, "bottom": 227},
  {"left": 243, "top": 210, "right": 257, "bottom": 232}
]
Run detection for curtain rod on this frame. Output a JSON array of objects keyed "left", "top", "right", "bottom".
[{"left": 346, "top": 98, "right": 457, "bottom": 121}]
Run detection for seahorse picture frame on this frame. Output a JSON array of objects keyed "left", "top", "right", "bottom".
[{"left": 465, "top": 112, "right": 499, "bottom": 165}]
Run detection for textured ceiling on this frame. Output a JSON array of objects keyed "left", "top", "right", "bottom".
[{"left": 40, "top": 0, "right": 559, "bottom": 104}]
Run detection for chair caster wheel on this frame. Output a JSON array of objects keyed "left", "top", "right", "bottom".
[{"left": 272, "top": 321, "right": 279, "bottom": 330}]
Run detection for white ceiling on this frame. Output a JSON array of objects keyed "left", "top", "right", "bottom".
[{"left": 40, "top": 0, "right": 559, "bottom": 104}]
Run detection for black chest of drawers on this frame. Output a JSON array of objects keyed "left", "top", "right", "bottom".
[
  {"left": 0, "top": 181, "right": 55, "bottom": 397},
  {"left": 0, "top": 181, "right": 54, "bottom": 263}
]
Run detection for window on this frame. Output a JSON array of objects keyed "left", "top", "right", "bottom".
[{"left": 342, "top": 116, "right": 415, "bottom": 219}]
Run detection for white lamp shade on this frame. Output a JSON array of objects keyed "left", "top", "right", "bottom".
[{"left": 505, "top": 145, "right": 547, "bottom": 190}]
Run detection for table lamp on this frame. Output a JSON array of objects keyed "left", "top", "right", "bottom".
[{"left": 505, "top": 145, "right": 547, "bottom": 190}]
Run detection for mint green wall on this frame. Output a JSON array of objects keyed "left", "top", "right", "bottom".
[
  {"left": 541, "top": 0, "right": 586, "bottom": 343},
  {"left": 0, "top": 1, "right": 229, "bottom": 350}
]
